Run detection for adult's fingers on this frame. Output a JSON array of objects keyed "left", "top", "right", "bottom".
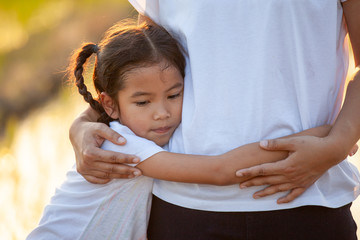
[
  {"left": 81, "top": 173, "right": 140, "bottom": 184},
  {"left": 83, "top": 148, "right": 140, "bottom": 165},
  {"left": 239, "top": 175, "right": 287, "bottom": 189},
  {"left": 259, "top": 138, "right": 297, "bottom": 151},
  {"left": 349, "top": 144, "right": 358, "bottom": 156},
  {"left": 236, "top": 160, "right": 287, "bottom": 178},
  {"left": 82, "top": 174, "right": 112, "bottom": 184},
  {"left": 77, "top": 148, "right": 142, "bottom": 178},
  {"left": 250, "top": 185, "right": 306, "bottom": 204},
  {"left": 94, "top": 122, "right": 127, "bottom": 146},
  {"left": 83, "top": 169, "right": 141, "bottom": 180},
  {"left": 277, "top": 188, "right": 306, "bottom": 204},
  {"left": 251, "top": 183, "right": 293, "bottom": 199},
  {"left": 80, "top": 160, "right": 141, "bottom": 177}
]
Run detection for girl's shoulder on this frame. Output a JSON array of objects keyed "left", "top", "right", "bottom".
[
  {"left": 103, "top": 121, "right": 164, "bottom": 163},
  {"left": 109, "top": 121, "right": 134, "bottom": 135}
]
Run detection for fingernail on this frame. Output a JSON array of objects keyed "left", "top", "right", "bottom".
[
  {"left": 118, "top": 137, "right": 126, "bottom": 144},
  {"left": 240, "top": 185, "right": 247, "bottom": 189},
  {"left": 133, "top": 171, "right": 141, "bottom": 176},
  {"left": 236, "top": 171, "right": 243, "bottom": 177},
  {"left": 132, "top": 157, "right": 140, "bottom": 163},
  {"left": 254, "top": 195, "right": 260, "bottom": 199},
  {"left": 260, "top": 140, "right": 268, "bottom": 147}
]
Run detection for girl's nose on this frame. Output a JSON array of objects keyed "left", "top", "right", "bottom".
[{"left": 153, "top": 104, "right": 171, "bottom": 120}]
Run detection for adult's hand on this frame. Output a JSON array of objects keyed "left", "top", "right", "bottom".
[
  {"left": 70, "top": 119, "right": 141, "bottom": 184},
  {"left": 236, "top": 135, "right": 357, "bottom": 204}
]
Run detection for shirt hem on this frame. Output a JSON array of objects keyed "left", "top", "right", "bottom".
[{"left": 153, "top": 190, "right": 359, "bottom": 212}]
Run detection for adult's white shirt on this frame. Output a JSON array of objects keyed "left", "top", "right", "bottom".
[{"left": 129, "top": 0, "right": 360, "bottom": 211}]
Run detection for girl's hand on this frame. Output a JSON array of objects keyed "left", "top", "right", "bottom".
[
  {"left": 235, "top": 135, "right": 357, "bottom": 204},
  {"left": 70, "top": 121, "right": 141, "bottom": 184}
]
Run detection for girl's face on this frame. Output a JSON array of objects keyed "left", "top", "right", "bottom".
[{"left": 107, "top": 63, "right": 183, "bottom": 146}]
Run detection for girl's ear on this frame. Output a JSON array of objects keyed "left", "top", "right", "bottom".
[{"left": 100, "top": 92, "right": 119, "bottom": 119}]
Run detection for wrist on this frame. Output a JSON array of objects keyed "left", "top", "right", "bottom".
[
  {"left": 213, "top": 154, "right": 233, "bottom": 185},
  {"left": 69, "top": 109, "right": 95, "bottom": 145},
  {"left": 81, "top": 107, "right": 100, "bottom": 122},
  {"left": 322, "top": 135, "right": 350, "bottom": 164}
]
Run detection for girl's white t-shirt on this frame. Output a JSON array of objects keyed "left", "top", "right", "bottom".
[
  {"left": 26, "top": 121, "right": 163, "bottom": 240},
  {"left": 129, "top": 0, "right": 360, "bottom": 211}
]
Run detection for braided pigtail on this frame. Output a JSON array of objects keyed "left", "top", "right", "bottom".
[
  {"left": 69, "top": 21, "right": 186, "bottom": 126},
  {"left": 73, "top": 43, "right": 113, "bottom": 124}
]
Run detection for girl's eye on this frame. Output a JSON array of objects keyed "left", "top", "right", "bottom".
[
  {"left": 135, "top": 101, "right": 149, "bottom": 106},
  {"left": 168, "top": 93, "right": 181, "bottom": 99}
]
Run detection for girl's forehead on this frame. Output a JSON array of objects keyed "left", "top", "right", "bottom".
[
  {"left": 126, "top": 63, "right": 182, "bottom": 82},
  {"left": 125, "top": 60, "right": 174, "bottom": 75},
  {"left": 120, "top": 64, "right": 183, "bottom": 94}
]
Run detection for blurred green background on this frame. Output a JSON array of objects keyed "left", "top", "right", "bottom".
[
  {"left": 0, "top": 1, "right": 135, "bottom": 239},
  {"left": 0, "top": 1, "right": 359, "bottom": 239},
  {"left": 0, "top": 0, "right": 136, "bottom": 141}
]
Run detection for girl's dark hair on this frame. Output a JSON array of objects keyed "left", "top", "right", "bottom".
[{"left": 68, "top": 20, "right": 186, "bottom": 125}]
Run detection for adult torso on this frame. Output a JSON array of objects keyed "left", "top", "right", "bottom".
[{"left": 129, "top": 0, "right": 360, "bottom": 211}]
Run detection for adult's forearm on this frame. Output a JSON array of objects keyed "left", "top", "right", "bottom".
[
  {"left": 70, "top": 107, "right": 99, "bottom": 136},
  {"left": 69, "top": 107, "right": 99, "bottom": 149},
  {"left": 78, "top": 107, "right": 100, "bottom": 122},
  {"left": 326, "top": 68, "right": 360, "bottom": 161},
  {"left": 331, "top": 0, "right": 360, "bottom": 160}
]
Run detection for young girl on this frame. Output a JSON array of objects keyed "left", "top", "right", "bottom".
[{"left": 26, "top": 20, "right": 338, "bottom": 240}]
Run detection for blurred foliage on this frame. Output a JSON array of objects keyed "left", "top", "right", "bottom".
[
  {"left": 0, "top": 0, "right": 136, "bottom": 143},
  {"left": 0, "top": 1, "right": 138, "bottom": 239}
]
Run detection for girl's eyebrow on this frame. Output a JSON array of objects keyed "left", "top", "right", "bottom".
[
  {"left": 131, "top": 82, "right": 183, "bottom": 98},
  {"left": 131, "top": 91, "right": 151, "bottom": 98},
  {"left": 166, "top": 82, "right": 183, "bottom": 92}
]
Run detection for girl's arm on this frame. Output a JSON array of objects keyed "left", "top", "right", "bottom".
[
  {"left": 137, "top": 125, "right": 332, "bottom": 185},
  {"left": 70, "top": 107, "right": 335, "bottom": 186}
]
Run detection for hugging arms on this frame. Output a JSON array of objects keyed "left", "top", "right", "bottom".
[
  {"left": 70, "top": 107, "right": 358, "bottom": 203},
  {"left": 70, "top": 1, "right": 360, "bottom": 203}
]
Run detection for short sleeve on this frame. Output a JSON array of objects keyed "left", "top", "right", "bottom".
[
  {"left": 101, "top": 121, "right": 164, "bottom": 165},
  {"left": 128, "top": 0, "right": 160, "bottom": 23}
]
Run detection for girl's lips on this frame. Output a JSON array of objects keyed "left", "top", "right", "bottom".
[{"left": 152, "top": 126, "right": 172, "bottom": 134}]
